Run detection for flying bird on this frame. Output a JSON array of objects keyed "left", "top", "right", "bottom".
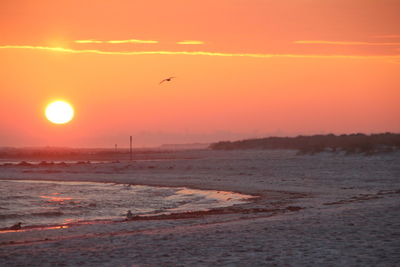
[{"left": 159, "top": 76, "right": 176, "bottom": 84}]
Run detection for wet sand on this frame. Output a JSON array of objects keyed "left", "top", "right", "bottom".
[{"left": 0, "top": 150, "right": 399, "bottom": 266}]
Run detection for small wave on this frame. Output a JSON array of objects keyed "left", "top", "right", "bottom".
[
  {"left": 31, "top": 211, "right": 64, "bottom": 217},
  {"left": 0, "top": 214, "right": 22, "bottom": 220},
  {"left": 0, "top": 195, "right": 34, "bottom": 200}
]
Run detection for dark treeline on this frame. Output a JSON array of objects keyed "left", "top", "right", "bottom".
[{"left": 210, "top": 133, "right": 400, "bottom": 155}]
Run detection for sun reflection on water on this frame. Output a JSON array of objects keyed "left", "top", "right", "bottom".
[{"left": 40, "top": 195, "right": 73, "bottom": 202}]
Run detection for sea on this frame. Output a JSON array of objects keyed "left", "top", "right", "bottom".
[{"left": 0, "top": 179, "right": 253, "bottom": 228}]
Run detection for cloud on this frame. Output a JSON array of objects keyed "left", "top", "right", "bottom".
[
  {"left": 75, "top": 39, "right": 158, "bottom": 44},
  {"left": 76, "top": 39, "right": 204, "bottom": 45},
  {"left": 372, "top": 34, "right": 400, "bottom": 39},
  {"left": 0, "top": 45, "right": 399, "bottom": 62},
  {"left": 294, "top": 40, "right": 400, "bottom": 46},
  {"left": 176, "top": 40, "right": 205, "bottom": 45},
  {"left": 75, "top": 40, "right": 103, "bottom": 44}
]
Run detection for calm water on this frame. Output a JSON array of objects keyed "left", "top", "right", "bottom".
[{"left": 0, "top": 180, "right": 253, "bottom": 228}]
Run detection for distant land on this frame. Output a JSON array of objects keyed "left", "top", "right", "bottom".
[
  {"left": 0, "top": 143, "right": 211, "bottom": 161},
  {"left": 210, "top": 133, "right": 400, "bottom": 155},
  {"left": 1, "top": 134, "right": 399, "bottom": 160},
  {"left": 0, "top": 147, "right": 184, "bottom": 161},
  {"left": 159, "top": 143, "right": 210, "bottom": 150}
]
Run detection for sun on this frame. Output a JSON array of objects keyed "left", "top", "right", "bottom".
[{"left": 45, "top": 100, "right": 74, "bottom": 124}]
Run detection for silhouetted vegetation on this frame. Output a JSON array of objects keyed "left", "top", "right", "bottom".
[{"left": 210, "top": 133, "right": 400, "bottom": 155}]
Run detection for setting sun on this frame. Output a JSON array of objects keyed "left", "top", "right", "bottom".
[{"left": 45, "top": 100, "right": 74, "bottom": 124}]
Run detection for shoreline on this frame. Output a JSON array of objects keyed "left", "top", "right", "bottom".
[{"left": 0, "top": 176, "right": 308, "bottom": 233}]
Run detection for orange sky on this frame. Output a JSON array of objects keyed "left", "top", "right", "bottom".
[{"left": 1, "top": 0, "right": 399, "bottom": 147}]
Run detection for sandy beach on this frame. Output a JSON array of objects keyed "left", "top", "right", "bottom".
[{"left": 0, "top": 149, "right": 399, "bottom": 266}]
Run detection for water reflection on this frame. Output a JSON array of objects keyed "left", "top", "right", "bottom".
[
  {"left": 40, "top": 195, "right": 73, "bottom": 202},
  {"left": 0, "top": 180, "right": 254, "bottom": 228},
  {"left": 0, "top": 225, "right": 69, "bottom": 234}
]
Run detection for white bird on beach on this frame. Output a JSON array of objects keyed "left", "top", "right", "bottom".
[{"left": 159, "top": 76, "right": 176, "bottom": 85}]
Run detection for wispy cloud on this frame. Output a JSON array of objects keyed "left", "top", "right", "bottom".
[
  {"left": 75, "top": 39, "right": 158, "bottom": 44},
  {"left": 75, "top": 40, "right": 103, "bottom": 44},
  {"left": 372, "top": 34, "right": 400, "bottom": 39},
  {"left": 0, "top": 45, "right": 399, "bottom": 62},
  {"left": 294, "top": 40, "right": 400, "bottom": 46},
  {"left": 176, "top": 40, "right": 204, "bottom": 45}
]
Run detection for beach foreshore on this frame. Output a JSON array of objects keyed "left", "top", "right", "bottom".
[{"left": 0, "top": 150, "right": 399, "bottom": 266}]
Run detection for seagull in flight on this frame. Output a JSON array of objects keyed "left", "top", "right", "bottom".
[{"left": 159, "top": 76, "right": 176, "bottom": 85}]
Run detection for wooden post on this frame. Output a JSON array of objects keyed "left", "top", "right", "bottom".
[{"left": 130, "top": 136, "right": 132, "bottom": 161}]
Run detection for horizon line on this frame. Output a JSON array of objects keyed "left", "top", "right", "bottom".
[{"left": 1, "top": 132, "right": 399, "bottom": 149}]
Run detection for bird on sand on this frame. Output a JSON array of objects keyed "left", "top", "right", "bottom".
[
  {"left": 126, "top": 210, "right": 133, "bottom": 220},
  {"left": 159, "top": 76, "right": 176, "bottom": 84},
  {"left": 9, "top": 222, "right": 22, "bottom": 230}
]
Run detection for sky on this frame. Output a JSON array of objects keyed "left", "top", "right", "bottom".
[{"left": 0, "top": 0, "right": 399, "bottom": 147}]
